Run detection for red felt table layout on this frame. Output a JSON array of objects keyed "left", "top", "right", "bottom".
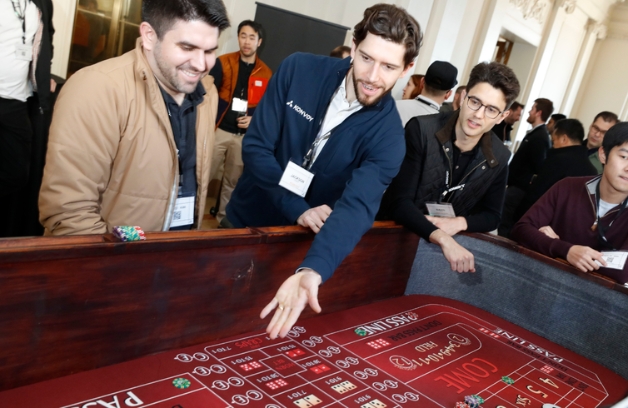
[{"left": 1, "top": 295, "right": 625, "bottom": 408}]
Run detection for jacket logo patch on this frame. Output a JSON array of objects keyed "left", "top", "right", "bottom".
[{"left": 286, "top": 100, "right": 314, "bottom": 122}]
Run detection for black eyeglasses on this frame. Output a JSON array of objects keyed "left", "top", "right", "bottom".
[
  {"left": 591, "top": 124, "right": 608, "bottom": 136},
  {"left": 466, "top": 96, "right": 503, "bottom": 119}
]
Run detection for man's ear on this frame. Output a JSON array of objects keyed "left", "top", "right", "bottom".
[
  {"left": 598, "top": 146, "right": 607, "bottom": 165},
  {"left": 444, "top": 89, "right": 452, "bottom": 100},
  {"left": 400, "top": 61, "right": 415, "bottom": 78},
  {"left": 495, "top": 109, "right": 510, "bottom": 125},
  {"left": 257, "top": 38, "right": 262, "bottom": 47},
  {"left": 140, "top": 22, "right": 157, "bottom": 51},
  {"left": 554, "top": 134, "right": 566, "bottom": 148}
]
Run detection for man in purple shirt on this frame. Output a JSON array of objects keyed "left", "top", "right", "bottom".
[{"left": 511, "top": 122, "right": 628, "bottom": 284}]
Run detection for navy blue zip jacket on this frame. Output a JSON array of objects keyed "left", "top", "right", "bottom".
[{"left": 227, "top": 52, "right": 406, "bottom": 282}]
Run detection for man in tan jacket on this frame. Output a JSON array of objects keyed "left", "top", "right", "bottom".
[{"left": 39, "top": 0, "right": 230, "bottom": 235}]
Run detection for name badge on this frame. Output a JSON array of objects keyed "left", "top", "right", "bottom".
[
  {"left": 425, "top": 202, "right": 456, "bottom": 218},
  {"left": 231, "top": 97, "right": 248, "bottom": 113},
  {"left": 170, "top": 196, "right": 195, "bottom": 227},
  {"left": 597, "top": 251, "right": 628, "bottom": 270},
  {"left": 15, "top": 44, "right": 32, "bottom": 61},
  {"left": 279, "top": 161, "right": 314, "bottom": 197}
]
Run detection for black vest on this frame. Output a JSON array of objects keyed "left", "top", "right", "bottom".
[{"left": 412, "top": 112, "right": 511, "bottom": 216}]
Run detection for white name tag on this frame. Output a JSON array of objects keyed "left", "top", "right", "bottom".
[
  {"left": 170, "top": 196, "right": 195, "bottom": 227},
  {"left": 15, "top": 44, "right": 32, "bottom": 61},
  {"left": 231, "top": 97, "right": 248, "bottom": 113},
  {"left": 425, "top": 202, "right": 456, "bottom": 218},
  {"left": 279, "top": 161, "right": 314, "bottom": 198},
  {"left": 597, "top": 251, "right": 628, "bottom": 270},
  {"left": 254, "top": 80, "right": 263, "bottom": 87}
]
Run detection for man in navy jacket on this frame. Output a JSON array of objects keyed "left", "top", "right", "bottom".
[{"left": 226, "top": 4, "right": 422, "bottom": 338}]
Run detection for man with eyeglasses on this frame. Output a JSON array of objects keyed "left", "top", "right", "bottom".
[
  {"left": 583, "top": 111, "right": 619, "bottom": 174},
  {"left": 380, "top": 61, "right": 519, "bottom": 273}
]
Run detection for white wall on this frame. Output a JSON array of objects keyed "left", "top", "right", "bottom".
[
  {"left": 538, "top": 7, "right": 588, "bottom": 113},
  {"left": 572, "top": 2, "right": 628, "bottom": 124},
  {"left": 506, "top": 40, "right": 537, "bottom": 96},
  {"left": 572, "top": 36, "right": 628, "bottom": 125}
]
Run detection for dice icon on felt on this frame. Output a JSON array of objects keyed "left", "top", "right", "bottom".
[
  {"left": 332, "top": 380, "right": 357, "bottom": 394},
  {"left": 266, "top": 378, "right": 289, "bottom": 390},
  {"left": 240, "top": 361, "right": 262, "bottom": 371},
  {"left": 540, "top": 365, "right": 554, "bottom": 374},
  {"left": 367, "top": 339, "right": 390, "bottom": 349},
  {"left": 294, "top": 394, "right": 322, "bottom": 407},
  {"left": 286, "top": 348, "right": 306, "bottom": 358},
  {"left": 360, "top": 399, "right": 387, "bottom": 408},
  {"left": 309, "top": 363, "right": 331, "bottom": 374}
]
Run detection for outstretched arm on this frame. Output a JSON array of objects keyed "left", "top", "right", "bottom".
[{"left": 261, "top": 269, "right": 322, "bottom": 339}]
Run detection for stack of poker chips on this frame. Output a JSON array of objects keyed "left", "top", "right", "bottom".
[
  {"left": 112, "top": 226, "right": 146, "bottom": 242},
  {"left": 456, "top": 395, "right": 484, "bottom": 408}
]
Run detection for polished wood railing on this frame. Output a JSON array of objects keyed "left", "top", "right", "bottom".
[{"left": 0, "top": 222, "right": 418, "bottom": 390}]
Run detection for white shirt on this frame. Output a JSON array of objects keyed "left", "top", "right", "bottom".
[
  {"left": 599, "top": 199, "right": 616, "bottom": 218},
  {"left": 0, "top": 0, "right": 39, "bottom": 101},
  {"left": 395, "top": 95, "right": 440, "bottom": 127},
  {"left": 311, "top": 77, "right": 363, "bottom": 163}
]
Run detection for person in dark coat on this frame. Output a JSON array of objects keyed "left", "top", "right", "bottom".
[
  {"left": 381, "top": 62, "right": 520, "bottom": 274},
  {"left": 513, "top": 118, "right": 597, "bottom": 222},
  {"left": 498, "top": 97, "right": 554, "bottom": 237}
]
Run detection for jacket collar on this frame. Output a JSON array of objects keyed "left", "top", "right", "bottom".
[
  {"left": 586, "top": 175, "right": 603, "bottom": 196},
  {"left": 435, "top": 111, "right": 500, "bottom": 168},
  {"left": 547, "top": 144, "right": 589, "bottom": 158},
  {"left": 222, "top": 51, "right": 266, "bottom": 75}
]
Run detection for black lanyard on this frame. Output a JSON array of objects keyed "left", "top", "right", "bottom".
[
  {"left": 595, "top": 181, "right": 628, "bottom": 250},
  {"left": 11, "top": 0, "right": 28, "bottom": 44},
  {"left": 416, "top": 96, "right": 438, "bottom": 110},
  {"left": 302, "top": 131, "right": 331, "bottom": 170}
]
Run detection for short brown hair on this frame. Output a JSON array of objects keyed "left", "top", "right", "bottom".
[
  {"left": 353, "top": 4, "right": 422, "bottom": 67},
  {"left": 510, "top": 101, "right": 523, "bottom": 111},
  {"left": 534, "top": 98, "right": 554, "bottom": 122},
  {"left": 466, "top": 62, "right": 520, "bottom": 109},
  {"left": 594, "top": 111, "right": 619, "bottom": 125}
]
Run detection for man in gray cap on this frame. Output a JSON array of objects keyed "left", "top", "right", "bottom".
[{"left": 396, "top": 60, "right": 458, "bottom": 126}]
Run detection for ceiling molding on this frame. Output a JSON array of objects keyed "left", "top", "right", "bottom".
[
  {"left": 509, "top": 0, "right": 551, "bottom": 24},
  {"left": 562, "top": 0, "right": 577, "bottom": 14}
]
